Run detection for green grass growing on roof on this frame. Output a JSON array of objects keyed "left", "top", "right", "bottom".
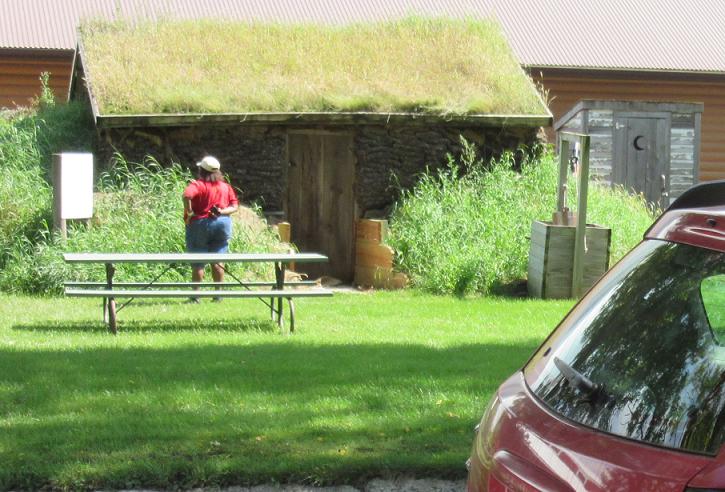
[{"left": 79, "top": 17, "right": 547, "bottom": 116}]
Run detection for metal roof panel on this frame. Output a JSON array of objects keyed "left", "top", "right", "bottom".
[{"left": 1, "top": 0, "right": 724, "bottom": 72}]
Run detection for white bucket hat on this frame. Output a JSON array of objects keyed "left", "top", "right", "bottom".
[{"left": 196, "top": 156, "right": 221, "bottom": 172}]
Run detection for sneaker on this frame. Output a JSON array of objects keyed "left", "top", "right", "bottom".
[
  {"left": 186, "top": 297, "right": 200, "bottom": 304},
  {"left": 212, "top": 296, "right": 223, "bottom": 303}
]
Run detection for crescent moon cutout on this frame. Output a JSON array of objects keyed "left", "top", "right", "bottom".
[{"left": 633, "top": 135, "right": 646, "bottom": 150}]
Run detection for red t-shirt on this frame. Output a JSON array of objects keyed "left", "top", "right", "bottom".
[{"left": 183, "top": 180, "right": 239, "bottom": 222}]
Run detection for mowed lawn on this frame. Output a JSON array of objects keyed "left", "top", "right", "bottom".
[{"left": 0, "top": 291, "right": 572, "bottom": 490}]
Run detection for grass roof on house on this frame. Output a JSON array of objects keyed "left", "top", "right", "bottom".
[{"left": 79, "top": 17, "right": 548, "bottom": 117}]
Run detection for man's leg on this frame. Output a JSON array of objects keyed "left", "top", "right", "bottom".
[
  {"left": 211, "top": 263, "right": 224, "bottom": 301},
  {"left": 188, "top": 265, "right": 204, "bottom": 303},
  {"left": 211, "top": 263, "right": 224, "bottom": 282},
  {"left": 209, "top": 217, "right": 231, "bottom": 302}
]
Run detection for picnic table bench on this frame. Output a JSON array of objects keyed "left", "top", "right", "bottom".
[{"left": 63, "top": 252, "right": 333, "bottom": 334}]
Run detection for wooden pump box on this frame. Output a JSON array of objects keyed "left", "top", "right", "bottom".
[{"left": 527, "top": 220, "right": 611, "bottom": 299}]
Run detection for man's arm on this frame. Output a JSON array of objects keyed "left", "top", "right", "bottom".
[
  {"left": 218, "top": 203, "right": 238, "bottom": 216},
  {"left": 219, "top": 185, "right": 239, "bottom": 216},
  {"left": 183, "top": 196, "right": 195, "bottom": 224}
]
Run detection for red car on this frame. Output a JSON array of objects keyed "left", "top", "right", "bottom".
[{"left": 467, "top": 181, "right": 725, "bottom": 492}]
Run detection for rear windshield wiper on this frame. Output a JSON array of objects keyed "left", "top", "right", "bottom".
[{"left": 554, "top": 357, "right": 611, "bottom": 405}]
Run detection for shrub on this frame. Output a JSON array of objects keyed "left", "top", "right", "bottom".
[
  {"left": 0, "top": 75, "right": 285, "bottom": 295},
  {"left": 0, "top": 155, "right": 286, "bottom": 295},
  {"left": 387, "top": 142, "right": 658, "bottom": 296},
  {"left": 0, "top": 75, "right": 95, "bottom": 270},
  {"left": 586, "top": 183, "right": 658, "bottom": 263},
  {"left": 0, "top": 114, "right": 53, "bottom": 266}
]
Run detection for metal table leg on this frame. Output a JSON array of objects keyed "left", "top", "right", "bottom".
[
  {"left": 274, "top": 262, "right": 286, "bottom": 333},
  {"left": 105, "top": 263, "right": 117, "bottom": 335},
  {"left": 288, "top": 298, "right": 295, "bottom": 334}
]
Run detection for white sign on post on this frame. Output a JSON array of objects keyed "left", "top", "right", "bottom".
[{"left": 52, "top": 153, "right": 94, "bottom": 236}]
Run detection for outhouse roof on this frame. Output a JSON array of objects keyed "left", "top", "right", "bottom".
[{"left": 554, "top": 100, "right": 705, "bottom": 131}]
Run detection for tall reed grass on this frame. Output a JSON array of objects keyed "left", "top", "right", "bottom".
[
  {"left": 0, "top": 155, "right": 286, "bottom": 294},
  {"left": 387, "top": 141, "right": 658, "bottom": 296},
  {"left": 0, "top": 80, "right": 95, "bottom": 273},
  {"left": 0, "top": 82, "right": 285, "bottom": 294},
  {"left": 0, "top": 113, "right": 52, "bottom": 263}
]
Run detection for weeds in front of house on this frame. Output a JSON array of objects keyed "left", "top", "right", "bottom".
[
  {"left": 586, "top": 183, "right": 658, "bottom": 262},
  {"left": 0, "top": 154, "right": 285, "bottom": 294},
  {"left": 388, "top": 141, "right": 658, "bottom": 295},
  {"left": 0, "top": 82, "right": 285, "bottom": 294},
  {"left": 0, "top": 75, "right": 95, "bottom": 280},
  {"left": 79, "top": 17, "right": 545, "bottom": 116}
]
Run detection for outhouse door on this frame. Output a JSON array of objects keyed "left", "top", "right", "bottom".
[
  {"left": 613, "top": 114, "right": 670, "bottom": 207},
  {"left": 286, "top": 132, "right": 357, "bottom": 281}
]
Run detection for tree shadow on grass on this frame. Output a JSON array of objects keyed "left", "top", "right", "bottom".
[
  {"left": 0, "top": 342, "right": 538, "bottom": 490},
  {"left": 13, "top": 318, "right": 278, "bottom": 333}
]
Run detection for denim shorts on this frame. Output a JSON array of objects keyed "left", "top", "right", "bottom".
[{"left": 185, "top": 216, "right": 232, "bottom": 268}]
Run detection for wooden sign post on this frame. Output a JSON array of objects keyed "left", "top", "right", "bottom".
[{"left": 52, "top": 153, "right": 94, "bottom": 239}]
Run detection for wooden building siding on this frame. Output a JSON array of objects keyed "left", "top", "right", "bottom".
[
  {"left": 587, "top": 110, "right": 614, "bottom": 183},
  {"left": 670, "top": 113, "right": 698, "bottom": 199},
  {"left": 0, "top": 50, "right": 73, "bottom": 108},
  {"left": 557, "top": 105, "right": 699, "bottom": 204},
  {"left": 532, "top": 69, "right": 725, "bottom": 182}
]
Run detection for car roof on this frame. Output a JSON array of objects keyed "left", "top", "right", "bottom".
[{"left": 645, "top": 180, "right": 725, "bottom": 252}]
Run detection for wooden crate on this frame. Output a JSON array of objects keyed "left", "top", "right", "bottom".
[{"left": 527, "top": 220, "right": 611, "bottom": 299}]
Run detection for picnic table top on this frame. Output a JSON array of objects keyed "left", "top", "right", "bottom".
[{"left": 63, "top": 252, "right": 329, "bottom": 264}]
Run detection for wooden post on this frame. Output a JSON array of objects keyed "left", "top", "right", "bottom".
[
  {"left": 557, "top": 139, "right": 570, "bottom": 215},
  {"left": 277, "top": 222, "right": 291, "bottom": 243},
  {"left": 277, "top": 222, "right": 295, "bottom": 271},
  {"left": 572, "top": 135, "right": 591, "bottom": 298}
]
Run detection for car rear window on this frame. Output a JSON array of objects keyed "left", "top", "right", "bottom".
[
  {"left": 702, "top": 275, "right": 725, "bottom": 342},
  {"left": 525, "top": 240, "right": 725, "bottom": 455}
]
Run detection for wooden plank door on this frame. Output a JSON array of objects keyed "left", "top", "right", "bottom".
[
  {"left": 286, "top": 133, "right": 356, "bottom": 281},
  {"left": 614, "top": 115, "right": 669, "bottom": 207}
]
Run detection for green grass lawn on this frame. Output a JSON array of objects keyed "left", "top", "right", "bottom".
[{"left": 0, "top": 291, "right": 572, "bottom": 490}]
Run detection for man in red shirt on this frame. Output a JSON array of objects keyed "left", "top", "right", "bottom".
[{"left": 183, "top": 156, "right": 239, "bottom": 301}]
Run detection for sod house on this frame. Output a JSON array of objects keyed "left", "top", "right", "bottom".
[{"left": 72, "top": 18, "right": 551, "bottom": 280}]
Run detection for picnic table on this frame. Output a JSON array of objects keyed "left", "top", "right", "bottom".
[{"left": 63, "top": 252, "right": 332, "bottom": 334}]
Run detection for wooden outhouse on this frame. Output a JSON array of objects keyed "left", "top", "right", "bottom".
[{"left": 554, "top": 100, "right": 703, "bottom": 207}]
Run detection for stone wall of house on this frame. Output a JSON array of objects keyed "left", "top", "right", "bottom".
[
  {"left": 97, "top": 125, "right": 288, "bottom": 209},
  {"left": 97, "top": 123, "right": 541, "bottom": 215},
  {"left": 353, "top": 125, "right": 540, "bottom": 215}
]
